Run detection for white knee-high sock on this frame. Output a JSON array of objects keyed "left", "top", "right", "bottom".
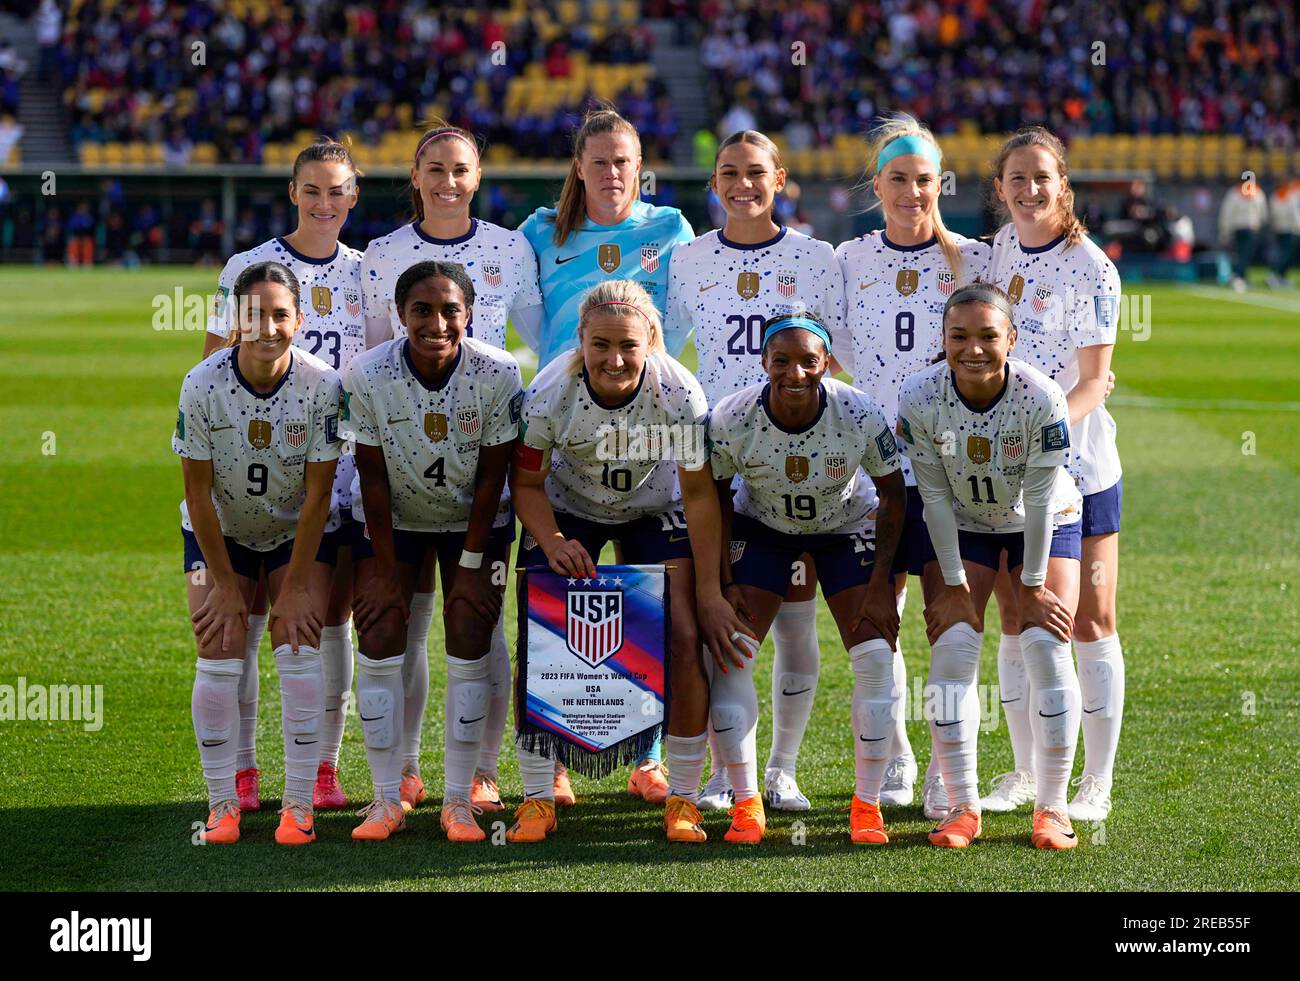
[
  {"left": 401, "top": 592, "right": 434, "bottom": 775},
  {"left": 708, "top": 639, "right": 760, "bottom": 801},
  {"left": 192, "top": 657, "right": 243, "bottom": 807},
  {"left": 516, "top": 745, "right": 556, "bottom": 800},
  {"left": 318, "top": 622, "right": 353, "bottom": 768},
  {"left": 890, "top": 587, "right": 913, "bottom": 761},
  {"left": 235, "top": 613, "right": 266, "bottom": 771},
  {"left": 274, "top": 645, "right": 325, "bottom": 808},
  {"left": 475, "top": 610, "right": 511, "bottom": 775},
  {"left": 927, "top": 623, "right": 983, "bottom": 810},
  {"left": 444, "top": 654, "right": 490, "bottom": 802},
  {"left": 356, "top": 651, "right": 405, "bottom": 803},
  {"left": 767, "top": 599, "right": 819, "bottom": 774},
  {"left": 1021, "top": 626, "right": 1081, "bottom": 809},
  {"left": 1075, "top": 634, "right": 1124, "bottom": 784},
  {"left": 997, "top": 633, "right": 1035, "bottom": 773},
  {"left": 666, "top": 730, "right": 708, "bottom": 802},
  {"left": 851, "top": 638, "right": 897, "bottom": 804}
]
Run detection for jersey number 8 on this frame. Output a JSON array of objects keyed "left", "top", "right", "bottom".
[{"left": 894, "top": 312, "right": 914, "bottom": 352}]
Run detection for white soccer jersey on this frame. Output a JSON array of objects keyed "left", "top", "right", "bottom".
[
  {"left": 343, "top": 336, "right": 521, "bottom": 534},
  {"left": 896, "top": 359, "right": 1082, "bottom": 533},
  {"left": 708, "top": 378, "right": 900, "bottom": 536},
  {"left": 836, "top": 231, "right": 991, "bottom": 484},
  {"left": 519, "top": 352, "right": 708, "bottom": 523},
  {"left": 664, "top": 227, "right": 846, "bottom": 407},
  {"left": 987, "top": 225, "right": 1122, "bottom": 495},
  {"left": 203, "top": 237, "right": 366, "bottom": 518},
  {"left": 173, "top": 347, "right": 343, "bottom": 551},
  {"left": 360, "top": 219, "right": 543, "bottom": 351}
]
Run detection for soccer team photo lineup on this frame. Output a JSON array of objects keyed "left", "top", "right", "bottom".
[{"left": 0, "top": 0, "right": 1296, "bottom": 899}]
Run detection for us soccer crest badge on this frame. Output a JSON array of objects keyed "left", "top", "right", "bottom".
[
  {"left": 482, "top": 262, "right": 502, "bottom": 288},
  {"left": 518, "top": 565, "right": 668, "bottom": 778}
]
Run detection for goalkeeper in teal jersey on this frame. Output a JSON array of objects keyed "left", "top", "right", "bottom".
[{"left": 519, "top": 107, "right": 695, "bottom": 370}]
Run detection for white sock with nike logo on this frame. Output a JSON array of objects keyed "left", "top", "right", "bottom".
[
  {"left": 997, "top": 633, "right": 1036, "bottom": 773},
  {"left": 235, "top": 613, "right": 266, "bottom": 772},
  {"left": 318, "top": 622, "right": 353, "bottom": 768},
  {"left": 275, "top": 645, "right": 324, "bottom": 808},
  {"left": 1021, "top": 626, "right": 1081, "bottom": 810},
  {"left": 475, "top": 610, "right": 511, "bottom": 776},
  {"left": 401, "top": 592, "right": 434, "bottom": 776},
  {"left": 927, "top": 623, "right": 983, "bottom": 811},
  {"left": 851, "top": 639, "right": 896, "bottom": 804},
  {"left": 192, "top": 657, "right": 243, "bottom": 808},
  {"left": 1075, "top": 634, "right": 1124, "bottom": 784},
  {"left": 444, "top": 653, "right": 490, "bottom": 803},
  {"left": 707, "top": 645, "right": 760, "bottom": 802},
  {"left": 665, "top": 731, "right": 708, "bottom": 802},
  {"left": 767, "top": 599, "right": 819, "bottom": 775},
  {"left": 356, "top": 651, "right": 405, "bottom": 803}
]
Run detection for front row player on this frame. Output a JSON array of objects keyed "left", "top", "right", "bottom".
[
  {"left": 176, "top": 261, "right": 343, "bottom": 845},
  {"left": 708, "top": 315, "right": 906, "bottom": 845},
  {"left": 896, "top": 282, "right": 1084, "bottom": 850},
  {"left": 510, "top": 279, "right": 752, "bottom": 844},
  {"left": 343, "top": 260, "right": 522, "bottom": 843}
]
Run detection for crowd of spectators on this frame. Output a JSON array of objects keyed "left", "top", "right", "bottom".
[
  {"left": 55, "top": 0, "right": 673, "bottom": 163},
  {"left": 694, "top": 0, "right": 1299, "bottom": 150}
]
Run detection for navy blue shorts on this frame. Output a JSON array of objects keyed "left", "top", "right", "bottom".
[
  {"left": 352, "top": 522, "right": 512, "bottom": 568},
  {"left": 914, "top": 520, "right": 1083, "bottom": 572},
  {"left": 728, "top": 513, "right": 885, "bottom": 599},
  {"left": 519, "top": 508, "right": 693, "bottom": 568},
  {"left": 901, "top": 484, "right": 930, "bottom": 576},
  {"left": 182, "top": 528, "right": 338, "bottom": 578},
  {"left": 1081, "top": 479, "right": 1122, "bottom": 537}
]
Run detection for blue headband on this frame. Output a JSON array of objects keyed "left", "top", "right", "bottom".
[
  {"left": 762, "top": 315, "right": 832, "bottom": 353},
  {"left": 877, "top": 135, "right": 943, "bottom": 172}
]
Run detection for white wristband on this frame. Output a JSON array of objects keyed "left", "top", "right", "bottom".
[{"left": 458, "top": 549, "right": 484, "bottom": 570}]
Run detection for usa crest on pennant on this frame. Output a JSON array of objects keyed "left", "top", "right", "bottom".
[{"left": 566, "top": 591, "right": 624, "bottom": 667}]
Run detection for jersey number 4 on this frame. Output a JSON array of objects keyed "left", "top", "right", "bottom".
[{"left": 424, "top": 457, "right": 446, "bottom": 487}]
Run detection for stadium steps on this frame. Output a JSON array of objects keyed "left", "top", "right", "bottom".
[
  {"left": 647, "top": 20, "right": 710, "bottom": 166},
  {"left": 0, "top": 11, "right": 73, "bottom": 165}
]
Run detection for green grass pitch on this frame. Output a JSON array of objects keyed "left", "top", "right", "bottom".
[{"left": 0, "top": 267, "right": 1296, "bottom": 891}]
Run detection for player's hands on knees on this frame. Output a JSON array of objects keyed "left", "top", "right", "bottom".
[
  {"left": 852, "top": 581, "right": 900, "bottom": 649},
  {"left": 271, "top": 584, "right": 322, "bottom": 654},
  {"left": 924, "top": 583, "right": 979, "bottom": 646},
  {"left": 192, "top": 580, "right": 248, "bottom": 654},
  {"left": 1018, "top": 583, "right": 1074, "bottom": 642},
  {"left": 354, "top": 569, "right": 409, "bottom": 633},
  {"left": 698, "top": 590, "right": 757, "bottom": 673},
  {"left": 545, "top": 537, "right": 596, "bottom": 579},
  {"left": 444, "top": 568, "right": 502, "bottom": 624}
]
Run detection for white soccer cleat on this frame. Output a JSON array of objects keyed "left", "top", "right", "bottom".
[
  {"left": 1068, "top": 774, "right": 1113, "bottom": 822},
  {"left": 979, "top": 770, "right": 1036, "bottom": 813},
  {"left": 697, "top": 768, "right": 734, "bottom": 811},
  {"left": 922, "top": 773, "right": 949, "bottom": 821},
  {"left": 879, "top": 754, "right": 918, "bottom": 807},
  {"left": 764, "top": 768, "right": 810, "bottom": 811}
]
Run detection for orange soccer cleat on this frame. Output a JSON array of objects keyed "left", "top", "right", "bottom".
[
  {"left": 664, "top": 795, "right": 707, "bottom": 843},
  {"left": 351, "top": 799, "right": 406, "bottom": 841},
  {"left": 628, "top": 760, "right": 670, "bottom": 804},
  {"left": 928, "top": 805, "right": 982, "bottom": 848},
  {"left": 202, "top": 800, "right": 241, "bottom": 845},
  {"left": 313, "top": 762, "right": 347, "bottom": 810},
  {"left": 849, "top": 796, "right": 889, "bottom": 845},
  {"left": 235, "top": 768, "right": 261, "bottom": 812},
  {"left": 553, "top": 765, "right": 576, "bottom": 807},
  {"left": 399, "top": 772, "right": 426, "bottom": 813},
  {"left": 471, "top": 770, "right": 504, "bottom": 812},
  {"left": 724, "top": 795, "right": 766, "bottom": 844},
  {"left": 274, "top": 803, "right": 316, "bottom": 846},
  {"left": 506, "top": 798, "right": 557, "bottom": 843},
  {"left": 1031, "top": 807, "right": 1079, "bottom": 850},
  {"left": 440, "top": 799, "right": 487, "bottom": 843}
]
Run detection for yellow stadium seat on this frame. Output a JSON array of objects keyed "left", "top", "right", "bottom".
[
  {"left": 146, "top": 143, "right": 164, "bottom": 164},
  {"left": 79, "top": 143, "right": 102, "bottom": 165},
  {"left": 124, "top": 142, "right": 147, "bottom": 164},
  {"left": 193, "top": 143, "right": 217, "bottom": 164},
  {"left": 591, "top": 0, "right": 611, "bottom": 22}
]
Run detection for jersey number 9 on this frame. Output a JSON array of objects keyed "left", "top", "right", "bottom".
[{"left": 247, "top": 463, "right": 268, "bottom": 496}]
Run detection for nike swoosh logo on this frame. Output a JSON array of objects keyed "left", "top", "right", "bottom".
[
  {"left": 210, "top": 424, "right": 235, "bottom": 432},
  {"left": 859, "top": 735, "right": 886, "bottom": 742},
  {"left": 458, "top": 716, "right": 486, "bottom": 725},
  {"left": 294, "top": 738, "right": 317, "bottom": 745},
  {"left": 698, "top": 283, "right": 720, "bottom": 292},
  {"left": 387, "top": 417, "right": 409, "bottom": 425},
  {"left": 714, "top": 726, "right": 735, "bottom": 733},
  {"left": 555, "top": 255, "right": 580, "bottom": 265},
  {"left": 1039, "top": 709, "right": 1067, "bottom": 718},
  {"left": 934, "top": 719, "right": 962, "bottom": 727},
  {"left": 1082, "top": 706, "right": 1103, "bottom": 714},
  {"left": 201, "top": 739, "right": 228, "bottom": 747},
  {"left": 782, "top": 688, "right": 811, "bottom": 697},
  {"left": 860, "top": 280, "right": 879, "bottom": 290},
  {"left": 668, "top": 534, "right": 689, "bottom": 543},
  {"left": 360, "top": 714, "right": 382, "bottom": 721},
  {"left": 1000, "top": 697, "right": 1020, "bottom": 704}
]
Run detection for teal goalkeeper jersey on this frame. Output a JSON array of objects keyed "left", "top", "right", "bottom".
[{"left": 519, "top": 199, "right": 695, "bottom": 368}]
